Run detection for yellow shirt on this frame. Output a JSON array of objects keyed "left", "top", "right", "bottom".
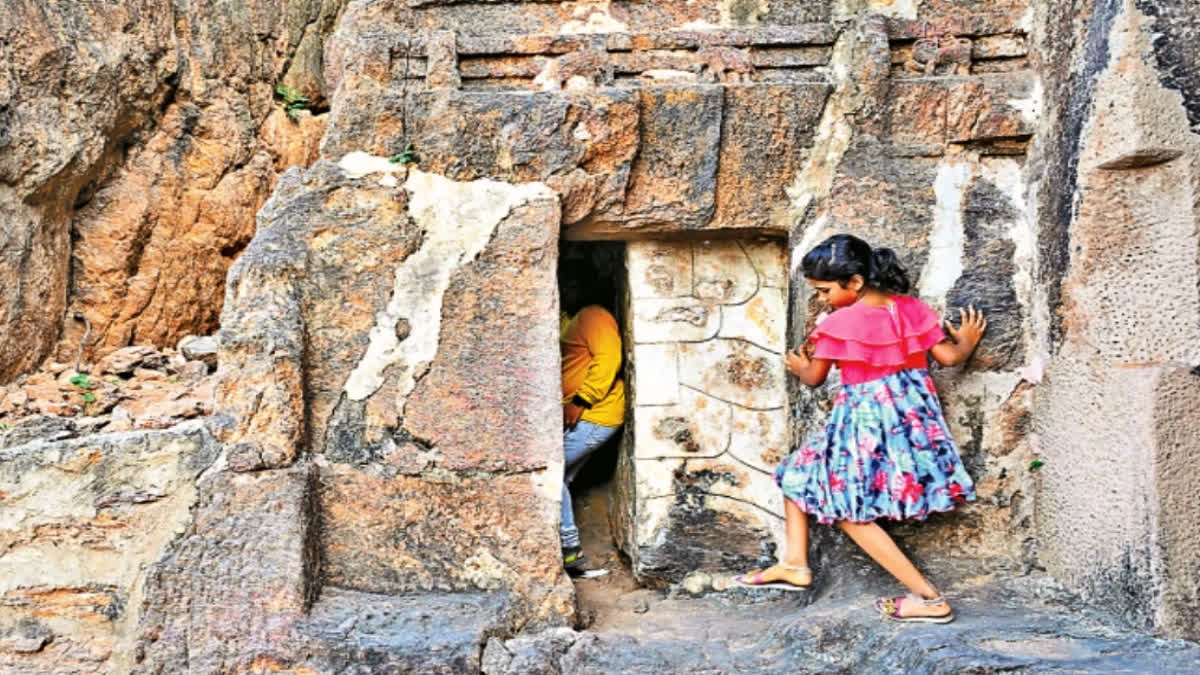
[{"left": 561, "top": 306, "right": 625, "bottom": 427}]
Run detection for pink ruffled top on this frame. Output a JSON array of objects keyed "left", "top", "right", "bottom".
[{"left": 808, "top": 295, "right": 945, "bottom": 385}]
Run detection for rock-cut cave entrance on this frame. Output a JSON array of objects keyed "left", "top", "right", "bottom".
[
  {"left": 558, "top": 236, "right": 792, "bottom": 621},
  {"left": 557, "top": 240, "right": 638, "bottom": 609}
]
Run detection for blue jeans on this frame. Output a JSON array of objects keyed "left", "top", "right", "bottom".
[{"left": 560, "top": 420, "right": 620, "bottom": 549}]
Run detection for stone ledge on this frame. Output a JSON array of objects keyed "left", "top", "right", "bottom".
[{"left": 297, "top": 587, "right": 510, "bottom": 673}]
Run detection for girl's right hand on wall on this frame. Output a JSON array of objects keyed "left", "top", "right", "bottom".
[{"left": 945, "top": 306, "right": 987, "bottom": 350}]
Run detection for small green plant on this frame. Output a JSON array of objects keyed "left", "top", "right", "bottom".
[
  {"left": 81, "top": 392, "right": 97, "bottom": 404},
  {"left": 169, "top": 379, "right": 181, "bottom": 385},
  {"left": 274, "top": 83, "right": 310, "bottom": 123},
  {"left": 388, "top": 141, "right": 418, "bottom": 165},
  {"left": 1, "top": 422, "right": 9, "bottom": 431},
  {"left": 68, "top": 373, "right": 93, "bottom": 389},
  {"left": 1029, "top": 459, "right": 1045, "bottom": 472}
]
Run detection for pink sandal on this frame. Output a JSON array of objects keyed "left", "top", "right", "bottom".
[{"left": 875, "top": 593, "right": 955, "bottom": 623}]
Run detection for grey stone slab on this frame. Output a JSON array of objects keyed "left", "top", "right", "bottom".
[{"left": 301, "top": 588, "right": 510, "bottom": 674}]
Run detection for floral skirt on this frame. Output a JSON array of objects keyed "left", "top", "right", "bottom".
[{"left": 775, "top": 369, "right": 976, "bottom": 524}]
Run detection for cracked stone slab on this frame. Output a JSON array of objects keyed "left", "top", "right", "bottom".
[
  {"left": 631, "top": 343, "right": 680, "bottom": 406},
  {"left": 718, "top": 286, "right": 787, "bottom": 353},
  {"left": 633, "top": 387, "right": 730, "bottom": 459},
  {"left": 677, "top": 339, "right": 786, "bottom": 410},
  {"left": 631, "top": 297, "right": 720, "bottom": 344},
  {"left": 627, "top": 242, "right": 694, "bottom": 299},
  {"left": 343, "top": 166, "right": 556, "bottom": 404},
  {"left": 692, "top": 240, "right": 760, "bottom": 305}
]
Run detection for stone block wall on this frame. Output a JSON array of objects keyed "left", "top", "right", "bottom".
[
  {"left": 614, "top": 239, "right": 789, "bottom": 583},
  {"left": 129, "top": 159, "right": 577, "bottom": 670}
]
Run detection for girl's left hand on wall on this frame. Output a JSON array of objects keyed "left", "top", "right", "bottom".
[{"left": 785, "top": 348, "right": 810, "bottom": 377}]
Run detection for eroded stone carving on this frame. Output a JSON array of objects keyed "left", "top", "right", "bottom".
[{"left": 905, "top": 34, "right": 973, "bottom": 76}]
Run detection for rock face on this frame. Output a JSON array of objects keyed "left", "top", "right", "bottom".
[
  {"left": 0, "top": 424, "right": 218, "bottom": 674},
  {"left": 0, "top": 0, "right": 177, "bottom": 382},
  {"left": 321, "top": 0, "right": 834, "bottom": 238},
  {"left": 782, "top": 7, "right": 1039, "bottom": 576},
  {"left": 1030, "top": 0, "right": 1200, "bottom": 640},
  {"left": 131, "top": 158, "right": 576, "bottom": 670},
  {"left": 479, "top": 574, "right": 1200, "bottom": 674},
  {"left": 0, "top": 0, "right": 339, "bottom": 383}
]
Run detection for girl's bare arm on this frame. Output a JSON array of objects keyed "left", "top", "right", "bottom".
[
  {"left": 930, "top": 306, "right": 987, "bottom": 367},
  {"left": 785, "top": 349, "right": 833, "bottom": 387}
]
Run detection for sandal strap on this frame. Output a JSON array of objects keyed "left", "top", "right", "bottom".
[{"left": 906, "top": 593, "right": 946, "bottom": 606}]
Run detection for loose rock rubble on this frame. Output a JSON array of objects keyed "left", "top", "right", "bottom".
[{"left": 0, "top": 341, "right": 216, "bottom": 446}]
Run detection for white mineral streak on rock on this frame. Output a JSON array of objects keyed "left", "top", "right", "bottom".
[
  {"left": 632, "top": 343, "right": 680, "bottom": 405},
  {"left": 869, "top": 0, "right": 917, "bottom": 19},
  {"left": 1019, "top": 5, "right": 1034, "bottom": 33},
  {"left": 336, "top": 151, "right": 402, "bottom": 179},
  {"left": 640, "top": 69, "right": 699, "bottom": 83},
  {"left": 343, "top": 169, "right": 553, "bottom": 401},
  {"left": 679, "top": 20, "right": 720, "bottom": 31},
  {"left": 838, "top": 0, "right": 916, "bottom": 20},
  {"left": 919, "top": 160, "right": 972, "bottom": 303},
  {"left": 786, "top": 29, "right": 857, "bottom": 266},
  {"left": 791, "top": 215, "right": 830, "bottom": 279},
  {"left": 561, "top": 1, "right": 627, "bottom": 34}
]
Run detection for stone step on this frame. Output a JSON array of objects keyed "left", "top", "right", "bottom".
[{"left": 299, "top": 588, "right": 511, "bottom": 673}]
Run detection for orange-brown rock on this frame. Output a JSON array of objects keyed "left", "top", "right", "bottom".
[{"left": 0, "top": 0, "right": 345, "bottom": 385}]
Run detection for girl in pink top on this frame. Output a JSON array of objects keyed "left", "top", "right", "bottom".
[{"left": 735, "top": 234, "right": 987, "bottom": 624}]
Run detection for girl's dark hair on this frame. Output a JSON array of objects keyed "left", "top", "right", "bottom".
[{"left": 801, "top": 234, "right": 911, "bottom": 294}]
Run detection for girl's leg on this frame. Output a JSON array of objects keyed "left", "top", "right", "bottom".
[
  {"left": 781, "top": 498, "right": 811, "bottom": 569},
  {"left": 736, "top": 498, "right": 812, "bottom": 587},
  {"left": 836, "top": 520, "right": 950, "bottom": 616}
]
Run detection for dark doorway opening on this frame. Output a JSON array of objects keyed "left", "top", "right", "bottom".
[{"left": 557, "top": 240, "right": 641, "bottom": 624}]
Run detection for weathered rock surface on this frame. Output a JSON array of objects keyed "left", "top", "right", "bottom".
[
  {"left": 1030, "top": 0, "right": 1200, "bottom": 641},
  {"left": 298, "top": 588, "right": 510, "bottom": 673},
  {"left": 2, "top": 0, "right": 1198, "bottom": 670},
  {"left": 0, "top": 0, "right": 176, "bottom": 382},
  {"left": 135, "top": 463, "right": 317, "bottom": 672},
  {"left": 0, "top": 347, "right": 214, "bottom": 435},
  {"left": 321, "top": 0, "right": 835, "bottom": 237},
  {"left": 182, "top": 155, "right": 574, "bottom": 666},
  {"left": 483, "top": 575, "right": 1200, "bottom": 674},
  {"left": 0, "top": 0, "right": 340, "bottom": 383},
  {"left": 0, "top": 424, "right": 218, "bottom": 674}
]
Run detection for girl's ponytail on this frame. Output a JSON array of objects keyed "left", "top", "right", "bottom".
[{"left": 868, "top": 247, "right": 911, "bottom": 294}]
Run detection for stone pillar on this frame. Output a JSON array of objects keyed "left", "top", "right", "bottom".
[
  {"left": 1034, "top": 0, "right": 1200, "bottom": 640},
  {"left": 613, "top": 239, "right": 789, "bottom": 584}
]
